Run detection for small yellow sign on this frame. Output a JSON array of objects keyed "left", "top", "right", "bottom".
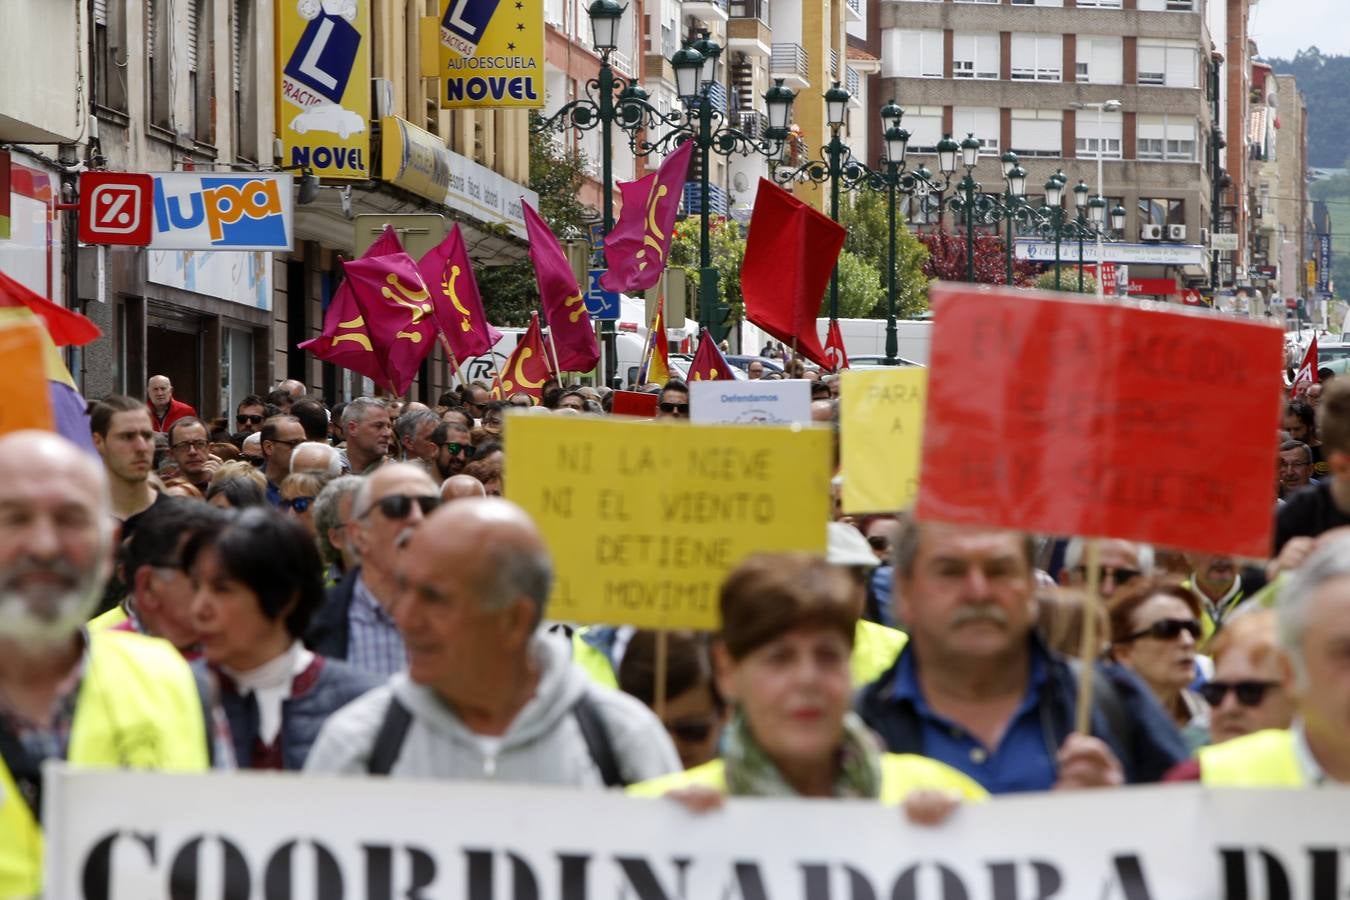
[
  {"left": 0, "top": 319, "right": 54, "bottom": 436},
  {"left": 840, "top": 368, "right": 927, "bottom": 514},
  {"left": 276, "top": 0, "right": 372, "bottom": 180},
  {"left": 439, "top": 0, "right": 544, "bottom": 109},
  {"left": 505, "top": 416, "right": 832, "bottom": 629}
]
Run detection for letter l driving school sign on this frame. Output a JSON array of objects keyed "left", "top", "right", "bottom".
[
  {"left": 276, "top": 0, "right": 371, "bottom": 180},
  {"left": 440, "top": 0, "right": 544, "bottom": 108}
]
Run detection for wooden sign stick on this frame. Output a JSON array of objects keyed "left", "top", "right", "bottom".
[{"left": 1073, "top": 538, "right": 1102, "bottom": 735}]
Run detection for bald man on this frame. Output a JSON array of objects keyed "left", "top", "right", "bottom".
[
  {"left": 305, "top": 463, "right": 440, "bottom": 676},
  {"left": 145, "top": 374, "right": 197, "bottom": 433},
  {"left": 305, "top": 497, "right": 679, "bottom": 785},
  {"left": 0, "top": 432, "right": 213, "bottom": 895},
  {"left": 277, "top": 378, "right": 308, "bottom": 401},
  {"left": 441, "top": 473, "right": 486, "bottom": 501}
]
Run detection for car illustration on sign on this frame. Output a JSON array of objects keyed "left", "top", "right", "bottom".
[{"left": 290, "top": 104, "right": 366, "bottom": 139}]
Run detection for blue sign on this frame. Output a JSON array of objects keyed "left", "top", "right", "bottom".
[
  {"left": 1318, "top": 233, "right": 1332, "bottom": 295},
  {"left": 584, "top": 268, "right": 620, "bottom": 321},
  {"left": 283, "top": 14, "right": 361, "bottom": 105}
]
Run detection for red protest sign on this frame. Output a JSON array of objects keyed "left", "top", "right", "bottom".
[
  {"left": 917, "top": 284, "right": 1285, "bottom": 557},
  {"left": 610, "top": 390, "right": 658, "bottom": 417}
]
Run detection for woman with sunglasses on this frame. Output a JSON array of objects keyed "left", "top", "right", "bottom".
[
  {"left": 184, "top": 507, "right": 377, "bottom": 770},
  {"left": 630, "top": 554, "right": 985, "bottom": 818},
  {"left": 1107, "top": 580, "right": 1210, "bottom": 750},
  {"left": 279, "top": 472, "right": 327, "bottom": 537}
]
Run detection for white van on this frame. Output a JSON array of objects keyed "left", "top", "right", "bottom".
[{"left": 814, "top": 317, "right": 932, "bottom": 365}]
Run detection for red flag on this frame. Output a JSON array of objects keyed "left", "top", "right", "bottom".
[
  {"left": 523, "top": 201, "right": 600, "bottom": 373},
  {"left": 1290, "top": 336, "right": 1318, "bottom": 399},
  {"left": 345, "top": 251, "right": 439, "bottom": 395},
  {"left": 824, "top": 319, "right": 850, "bottom": 372},
  {"left": 0, "top": 269, "right": 101, "bottom": 346},
  {"left": 741, "top": 178, "right": 844, "bottom": 369},
  {"left": 490, "top": 313, "right": 553, "bottom": 403},
  {"left": 600, "top": 140, "right": 693, "bottom": 294},
  {"left": 418, "top": 224, "right": 502, "bottom": 360},
  {"left": 687, "top": 328, "right": 737, "bottom": 382},
  {"left": 298, "top": 226, "right": 406, "bottom": 385}
]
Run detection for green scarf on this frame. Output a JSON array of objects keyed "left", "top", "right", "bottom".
[{"left": 722, "top": 708, "right": 883, "bottom": 799}]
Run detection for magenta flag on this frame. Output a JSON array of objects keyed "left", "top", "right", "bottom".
[
  {"left": 600, "top": 140, "right": 692, "bottom": 294},
  {"left": 297, "top": 226, "right": 407, "bottom": 385},
  {"left": 523, "top": 200, "right": 600, "bottom": 373},
  {"left": 345, "top": 251, "right": 439, "bottom": 395},
  {"left": 417, "top": 224, "right": 502, "bottom": 361}
]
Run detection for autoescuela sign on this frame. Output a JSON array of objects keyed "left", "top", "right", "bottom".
[
  {"left": 439, "top": 0, "right": 544, "bottom": 109},
  {"left": 44, "top": 767, "right": 1350, "bottom": 899}
]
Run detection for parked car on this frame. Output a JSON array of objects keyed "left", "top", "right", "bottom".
[
  {"left": 725, "top": 355, "right": 786, "bottom": 376},
  {"left": 846, "top": 354, "right": 925, "bottom": 368}
]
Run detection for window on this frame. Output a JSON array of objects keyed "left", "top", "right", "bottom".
[
  {"left": 1076, "top": 36, "right": 1122, "bottom": 85},
  {"left": 232, "top": 0, "right": 258, "bottom": 161},
  {"left": 1138, "top": 0, "right": 1193, "bottom": 9},
  {"left": 953, "top": 33, "right": 999, "bottom": 80},
  {"left": 952, "top": 107, "right": 1000, "bottom": 155},
  {"left": 93, "top": 0, "right": 128, "bottom": 112},
  {"left": 1138, "top": 40, "right": 1197, "bottom": 88},
  {"left": 1137, "top": 114, "right": 1197, "bottom": 161},
  {"left": 901, "top": 105, "right": 944, "bottom": 154},
  {"left": 1011, "top": 34, "right": 1062, "bottom": 82},
  {"left": 188, "top": 0, "right": 215, "bottom": 145},
  {"left": 1138, "top": 198, "right": 1185, "bottom": 226},
  {"left": 1075, "top": 110, "right": 1122, "bottom": 159},
  {"left": 1077, "top": 0, "right": 1122, "bottom": 6},
  {"left": 147, "top": 0, "right": 172, "bottom": 129},
  {"left": 886, "top": 29, "right": 943, "bottom": 78},
  {"left": 1011, "top": 0, "right": 1064, "bottom": 6},
  {"left": 1011, "top": 108, "right": 1063, "bottom": 157}
]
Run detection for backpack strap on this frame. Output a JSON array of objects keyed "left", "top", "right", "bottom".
[
  {"left": 366, "top": 695, "right": 414, "bottom": 776},
  {"left": 572, "top": 692, "right": 626, "bottom": 788}
]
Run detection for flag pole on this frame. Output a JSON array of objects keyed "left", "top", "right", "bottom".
[
  {"left": 1074, "top": 538, "right": 1103, "bottom": 734},
  {"left": 540, "top": 313, "right": 564, "bottom": 382}
]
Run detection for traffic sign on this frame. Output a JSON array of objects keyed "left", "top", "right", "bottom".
[
  {"left": 78, "top": 172, "right": 153, "bottom": 246},
  {"left": 584, "top": 268, "right": 620, "bottom": 321}
]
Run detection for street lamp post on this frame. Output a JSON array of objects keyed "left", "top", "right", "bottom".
[
  {"left": 940, "top": 139, "right": 1035, "bottom": 285},
  {"left": 1073, "top": 179, "right": 1089, "bottom": 291}
]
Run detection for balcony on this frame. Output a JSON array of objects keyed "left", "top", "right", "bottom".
[
  {"left": 728, "top": 16, "right": 772, "bottom": 55},
  {"left": 771, "top": 42, "right": 810, "bottom": 88},
  {"left": 737, "top": 109, "right": 771, "bottom": 139},
  {"left": 610, "top": 49, "right": 636, "bottom": 79},
  {"left": 684, "top": 0, "right": 730, "bottom": 22},
  {"left": 691, "top": 80, "right": 730, "bottom": 114},
  {"left": 845, "top": 0, "right": 862, "bottom": 22},
  {"left": 730, "top": 0, "right": 769, "bottom": 21},
  {"left": 683, "top": 181, "right": 730, "bottom": 216}
]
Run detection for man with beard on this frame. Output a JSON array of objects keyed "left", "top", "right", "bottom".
[
  {"left": 433, "top": 421, "right": 474, "bottom": 481},
  {"left": 1185, "top": 551, "right": 1262, "bottom": 641},
  {"left": 0, "top": 432, "right": 212, "bottom": 896}
]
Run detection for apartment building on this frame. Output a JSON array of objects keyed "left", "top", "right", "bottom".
[
  {"left": 873, "top": 0, "right": 1256, "bottom": 298},
  {"left": 1248, "top": 65, "right": 1309, "bottom": 317}
]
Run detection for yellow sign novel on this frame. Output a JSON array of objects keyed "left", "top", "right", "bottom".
[{"left": 439, "top": 0, "right": 544, "bottom": 109}]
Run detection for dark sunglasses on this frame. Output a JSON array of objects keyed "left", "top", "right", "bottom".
[
  {"left": 1074, "top": 565, "right": 1143, "bottom": 584},
  {"left": 1117, "top": 617, "right": 1201, "bottom": 644},
  {"left": 236, "top": 414, "right": 264, "bottom": 426},
  {"left": 280, "top": 496, "right": 315, "bottom": 514},
  {"left": 659, "top": 401, "right": 690, "bottom": 414},
  {"left": 441, "top": 441, "right": 477, "bottom": 458},
  {"left": 367, "top": 494, "right": 440, "bottom": 520},
  {"left": 867, "top": 535, "right": 890, "bottom": 551},
  {"left": 667, "top": 719, "right": 716, "bottom": 743},
  {"left": 1197, "top": 680, "right": 1282, "bottom": 708}
]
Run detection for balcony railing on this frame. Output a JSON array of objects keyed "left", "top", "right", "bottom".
[
  {"left": 609, "top": 49, "right": 635, "bottom": 78},
  {"left": 683, "top": 181, "right": 729, "bottom": 216},
  {"left": 846, "top": 66, "right": 860, "bottom": 99},
  {"left": 846, "top": 0, "right": 861, "bottom": 15},
  {"left": 737, "top": 109, "right": 770, "bottom": 139},
  {"left": 771, "top": 42, "right": 808, "bottom": 81},
  {"left": 730, "top": 0, "right": 769, "bottom": 21}
]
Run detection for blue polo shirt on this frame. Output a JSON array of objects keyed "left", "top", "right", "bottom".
[{"left": 891, "top": 645, "right": 1057, "bottom": 794}]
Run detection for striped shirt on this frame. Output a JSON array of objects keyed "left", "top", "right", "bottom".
[{"left": 346, "top": 574, "right": 407, "bottom": 678}]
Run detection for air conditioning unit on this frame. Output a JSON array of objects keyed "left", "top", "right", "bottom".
[
  {"left": 1141, "top": 224, "right": 1164, "bottom": 241},
  {"left": 1168, "top": 224, "right": 1187, "bottom": 242},
  {"left": 1200, "top": 227, "right": 1210, "bottom": 245}
]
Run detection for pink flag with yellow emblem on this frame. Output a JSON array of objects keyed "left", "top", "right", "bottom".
[
  {"left": 417, "top": 224, "right": 502, "bottom": 361},
  {"left": 523, "top": 200, "right": 600, "bottom": 373},
  {"left": 600, "top": 140, "right": 692, "bottom": 294},
  {"left": 345, "top": 246, "right": 439, "bottom": 395}
]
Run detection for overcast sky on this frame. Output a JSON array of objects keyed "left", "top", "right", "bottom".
[{"left": 1249, "top": 0, "right": 1348, "bottom": 59}]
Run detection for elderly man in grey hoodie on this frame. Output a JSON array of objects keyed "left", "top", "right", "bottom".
[{"left": 304, "top": 497, "right": 680, "bottom": 785}]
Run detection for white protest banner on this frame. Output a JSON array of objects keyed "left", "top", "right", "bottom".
[
  {"left": 689, "top": 379, "right": 812, "bottom": 426},
  {"left": 44, "top": 766, "right": 1319, "bottom": 900}
]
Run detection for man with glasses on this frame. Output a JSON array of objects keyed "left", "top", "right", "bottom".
[
  {"left": 306, "top": 463, "right": 440, "bottom": 677},
  {"left": 657, "top": 379, "right": 689, "bottom": 421},
  {"left": 1278, "top": 439, "right": 1315, "bottom": 500},
  {"left": 167, "top": 417, "right": 219, "bottom": 496},
  {"left": 1059, "top": 537, "right": 1152, "bottom": 601},
  {"left": 260, "top": 415, "right": 307, "bottom": 506},
  {"left": 433, "top": 421, "right": 475, "bottom": 482},
  {"left": 233, "top": 395, "right": 268, "bottom": 442}
]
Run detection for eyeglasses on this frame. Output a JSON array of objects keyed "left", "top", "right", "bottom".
[
  {"left": 364, "top": 494, "right": 440, "bottom": 520},
  {"left": 281, "top": 496, "right": 315, "bottom": 514},
  {"left": 267, "top": 438, "right": 305, "bottom": 450},
  {"left": 171, "top": 440, "right": 209, "bottom": 452},
  {"left": 1116, "top": 618, "right": 1201, "bottom": 644},
  {"left": 441, "top": 442, "right": 477, "bottom": 458},
  {"left": 666, "top": 718, "right": 717, "bottom": 744},
  {"left": 659, "top": 401, "right": 690, "bottom": 414},
  {"left": 867, "top": 535, "right": 890, "bottom": 551},
  {"left": 1073, "top": 565, "right": 1143, "bottom": 585},
  {"left": 236, "top": 414, "right": 264, "bottom": 426},
  {"left": 1197, "top": 679, "right": 1282, "bottom": 707},
  {"left": 1278, "top": 459, "right": 1311, "bottom": 470}
]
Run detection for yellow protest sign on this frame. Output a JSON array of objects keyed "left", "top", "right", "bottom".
[
  {"left": 439, "top": 0, "right": 543, "bottom": 109},
  {"left": 505, "top": 416, "right": 832, "bottom": 629},
  {"left": 276, "top": 0, "right": 372, "bottom": 179},
  {"left": 0, "top": 319, "right": 54, "bottom": 436},
  {"left": 840, "top": 368, "right": 927, "bottom": 514}
]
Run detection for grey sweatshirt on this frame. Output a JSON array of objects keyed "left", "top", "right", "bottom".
[{"left": 303, "top": 631, "right": 680, "bottom": 785}]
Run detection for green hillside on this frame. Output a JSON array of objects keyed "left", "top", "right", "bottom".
[{"left": 1266, "top": 47, "right": 1350, "bottom": 168}]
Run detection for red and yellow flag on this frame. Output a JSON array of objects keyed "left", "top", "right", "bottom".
[
  {"left": 687, "top": 328, "right": 737, "bottom": 382},
  {"left": 490, "top": 313, "right": 554, "bottom": 403},
  {"left": 637, "top": 301, "right": 670, "bottom": 386}
]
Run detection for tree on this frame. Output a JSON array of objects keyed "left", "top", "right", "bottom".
[
  {"left": 477, "top": 119, "right": 593, "bottom": 326},
  {"left": 833, "top": 250, "right": 885, "bottom": 318},
  {"left": 920, "top": 230, "right": 1035, "bottom": 285},
  {"left": 837, "top": 191, "right": 931, "bottom": 317},
  {"left": 1033, "top": 267, "right": 1097, "bottom": 294},
  {"left": 667, "top": 215, "right": 747, "bottom": 327}
]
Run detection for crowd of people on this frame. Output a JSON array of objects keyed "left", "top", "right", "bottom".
[{"left": 0, "top": 364, "right": 1347, "bottom": 894}]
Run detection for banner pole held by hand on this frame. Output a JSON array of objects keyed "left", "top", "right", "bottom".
[
  {"left": 654, "top": 631, "right": 669, "bottom": 721},
  {"left": 1074, "top": 538, "right": 1102, "bottom": 735}
]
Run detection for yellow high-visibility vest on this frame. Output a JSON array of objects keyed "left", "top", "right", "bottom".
[
  {"left": 0, "top": 630, "right": 209, "bottom": 897},
  {"left": 1198, "top": 729, "right": 1304, "bottom": 787}
]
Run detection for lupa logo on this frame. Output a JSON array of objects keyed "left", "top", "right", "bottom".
[{"left": 152, "top": 176, "right": 289, "bottom": 248}]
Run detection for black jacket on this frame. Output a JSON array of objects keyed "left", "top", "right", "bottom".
[
  {"left": 855, "top": 636, "right": 1189, "bottom": 787},
  {"left": 305, "top": 567, "right": 361, "bottom": 661}
]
